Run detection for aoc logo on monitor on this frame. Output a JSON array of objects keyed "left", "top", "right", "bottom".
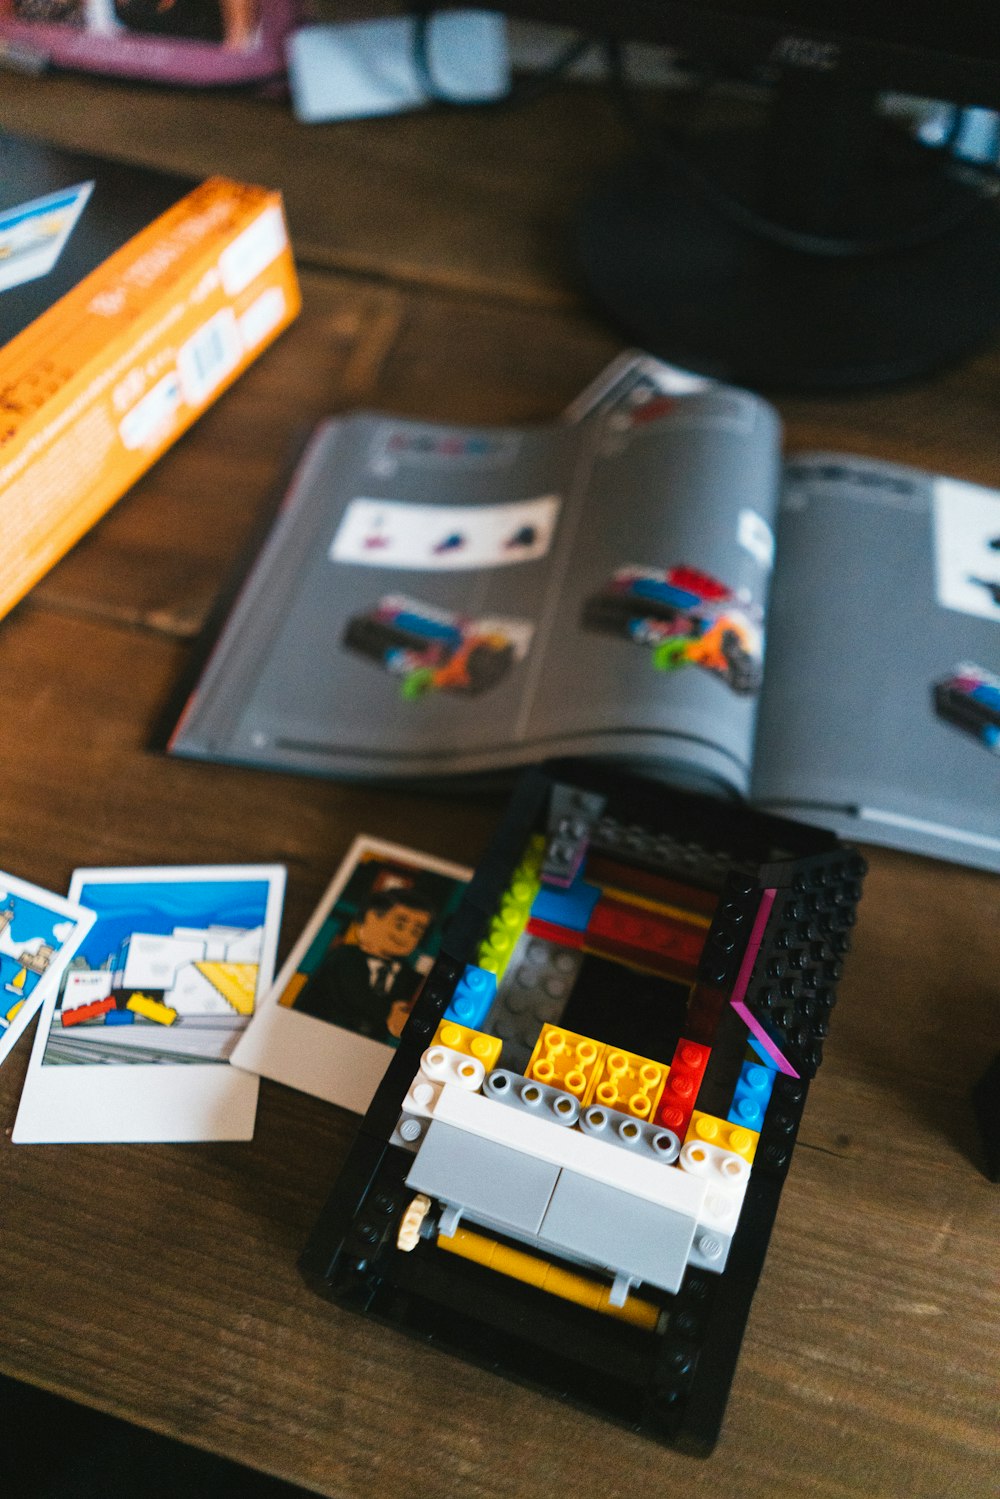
[
  {"left": 770, "top": 34, "right": 840, "bottom": 71},
  {"left": 0, "top": 181, "right": 94, "bottom": 295}
]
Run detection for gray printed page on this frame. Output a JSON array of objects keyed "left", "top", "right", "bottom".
[
  {"left": 171, "top": 412, "right": 581, "bottom": 777},
  {"left": 516, "top": 386, "right": 781, "bottom": 793},
  {"left": 171, "top": 395, "right": 780, "bottom": 785},
  {"left": 751, "top": 455, "right": 1000, "bottom": 870}
]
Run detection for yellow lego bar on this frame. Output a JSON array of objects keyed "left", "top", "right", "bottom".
[{"left": 437, "top": 1225, "right": 660, "bottom": 1330}]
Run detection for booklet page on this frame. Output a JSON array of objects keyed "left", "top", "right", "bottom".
[
  {"left": 751, "top": 455, "right": 1000, "bottom": 870},
  {"left": 171, "top": 390, "right": 781, "bottom": 791}
]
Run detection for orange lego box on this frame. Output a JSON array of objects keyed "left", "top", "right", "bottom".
[{"left": 0, "top": 131, "right": 301, "bottom": 623}]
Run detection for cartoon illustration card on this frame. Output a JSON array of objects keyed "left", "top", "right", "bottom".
[
  {"left": 230, "top": 837, "right": 470, "bottom": 1114},
  {"left": 12, "top": 864, "right": 285, "bottom": 1144},
  {"left": 0, "top": 181, "right": 93, "bottom": 295},
  {"left": 0, "top": 872, "right": 95, "bottom": 1072}
]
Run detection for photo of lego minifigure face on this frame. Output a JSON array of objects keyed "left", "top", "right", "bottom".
[
  {"left": 355, "top": 897, "right": 434, "bottom": 960},
  {"left": 229, "top": 837, "right": 471, "bottom": 1113},
  {"left": 276, "top": 843, "right": 468, "bottom": 1050}
]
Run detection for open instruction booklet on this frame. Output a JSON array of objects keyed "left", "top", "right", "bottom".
[{"left": 169, "top": 353, "right": 1000, "bottom": 872}]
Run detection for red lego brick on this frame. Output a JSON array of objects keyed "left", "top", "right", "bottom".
[
  {"left": 654, "top": 1037, "right": 711, "bottom": 1135},
  {"left": 525, "top": 916, "right": 585, "bottom": 949},
  {"left": 668, "top": 564, "right": 731, "bottom": 601},
  {"left": 585, "top": 852, "right": 719, "bottom": 917},
  {"left": 61, "top": 995, "right": 116, "bottom": 1028},
  {"left": 585, "top": 896, "right": 706, "bottom": 976}
]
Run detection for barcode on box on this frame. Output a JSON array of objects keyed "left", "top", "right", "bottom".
[
  {"left": 239, "top": 286, "right": 286, "bottom": 350},
  {"left": 219, "top": 204, "right": 287, "bottom": 297},
  {"left": 177, "top": 308, "right": 242, "bottom": 407}
]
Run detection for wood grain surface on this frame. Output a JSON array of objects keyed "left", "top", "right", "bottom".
[{"left": 0, "top": 70, "right": 998, "bottom": 1499}]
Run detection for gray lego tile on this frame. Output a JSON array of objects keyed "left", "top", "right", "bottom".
[
  {"left": 537, "top": 1167, "right": 697, "bottom": 1296},
  {"left": 405, "top": 1119, "right": 560, "bottom": 1236}
]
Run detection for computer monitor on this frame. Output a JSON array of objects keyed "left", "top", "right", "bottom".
[{"left": 497, "top": 3, "right": 1000, "bottom": 388}]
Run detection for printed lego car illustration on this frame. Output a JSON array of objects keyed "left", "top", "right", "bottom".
[
  {"left": 302, "top": 766, "right": 866, "bottom": 1454},
  {"left": 343, "top": 594, "right": 533, "bottom": 698},
  {"left": 933, "top": 662, "right": 1000, "bottom": 753},
  {"left": 582, "top": 564, "right": 764, "bottom": 694}
]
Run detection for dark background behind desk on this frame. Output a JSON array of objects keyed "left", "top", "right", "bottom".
[{"left": 0, "top": 64, "right": 998, "bottom": 1499}]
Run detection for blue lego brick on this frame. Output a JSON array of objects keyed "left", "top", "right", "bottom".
[
  {"left": 746, "top": 1034, "right": 779, "bottom": 1067},
  {"left": 971, "top": 682, "right": 1000, "bottom": 709},
  {"left": 104, "top": 1009, "right": 135, "bottom": 1026},
  {"left": 392, "top": 609, "right": 463, "bottom": 644},
  {"left": 629, "top": 578, "right": 702, "bottom": 610},
  {"left": 530, "top": 879, "right": 601, "bottom": 933},
  {"left": 443, "top": 964, "right": 497, "bottom": 1030},
  {"left": 727, "top": 1060, "right": 777, "bottom": 1132}
]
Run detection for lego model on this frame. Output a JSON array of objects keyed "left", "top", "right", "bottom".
[
  {"left": 582, "top": 565, "right": 764, "bottom": 694},
  {"left": 342, "top": 595, "right": 532, "bottom": 698},
  {"left": 301, "top": 764, "right": 865, "bottom": 1454},
  {"left": 933, "top": 663, "right": 1000, "bottom": 753}
]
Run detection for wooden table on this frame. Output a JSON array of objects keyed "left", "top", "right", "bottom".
[{"left": 1, "top": 68, "right": 998, "bottom": 1499}]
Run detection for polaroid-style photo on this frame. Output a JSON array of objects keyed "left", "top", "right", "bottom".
[
  {"left": 0, "top": 181, "right": 93, "bottom": 295},
  {"left": 0, "top": 872, "right": 95, "bottom": 1072},
  {"left": 230, "top": 836, "right": 470, "bottom": 1114},
  {"left": 12, "top": 864, "right": 285, "bottom": 1143}
]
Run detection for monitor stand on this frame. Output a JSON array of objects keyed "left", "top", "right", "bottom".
[{"left": 576, "top": 75, "right": 1000, "bottom": 391}]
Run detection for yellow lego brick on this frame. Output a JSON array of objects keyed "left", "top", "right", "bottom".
[
  {"left": 194, "top": 961, "right": 258, "bottom": 1015},
  {"left": 125, "top": 993, "right": 178, "bottom": 1026},
  {"left": 685, "top": 1109, "right": 759, "bottom": 1164},
  {"left": 526, "top": 1024, "right": 606, "bottom": 1101},
  {"left": 588, "top": 1045, "right": 670, "bottom": 1120},
  {"left": 432, "top": 1018, "right": 502, "bottom": 1074},
  {"left": 437, "top": 1226, "right": 659, "bottom": 1329}
]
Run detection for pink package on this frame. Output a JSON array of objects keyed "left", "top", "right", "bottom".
[{"left": 0, "top": 0, "right": 299, "bottom": 86}]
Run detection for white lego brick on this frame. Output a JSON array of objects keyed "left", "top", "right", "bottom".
[
  {"left": 678, "top": 1138, "right": 750, "bottom": 1236},
  {"left": 403, "top": 1044, "right": 486, "bottom": 1120},
  {"left": 697, "top": 1188, "right": 745, "bottom": 1238},
  {"left": 432, "top": 1083, "right": 708, "bottom": 1219},
  {"left": 420, "top": 1043, "right": 486, "bottom": 1091},
  {"left": 403, "top": 1071, "right": 442, "bottom": 1121}
]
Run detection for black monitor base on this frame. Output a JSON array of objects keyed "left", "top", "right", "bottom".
[{"left": 577, "top": 127, "right": 1000, "bottom": 392}]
